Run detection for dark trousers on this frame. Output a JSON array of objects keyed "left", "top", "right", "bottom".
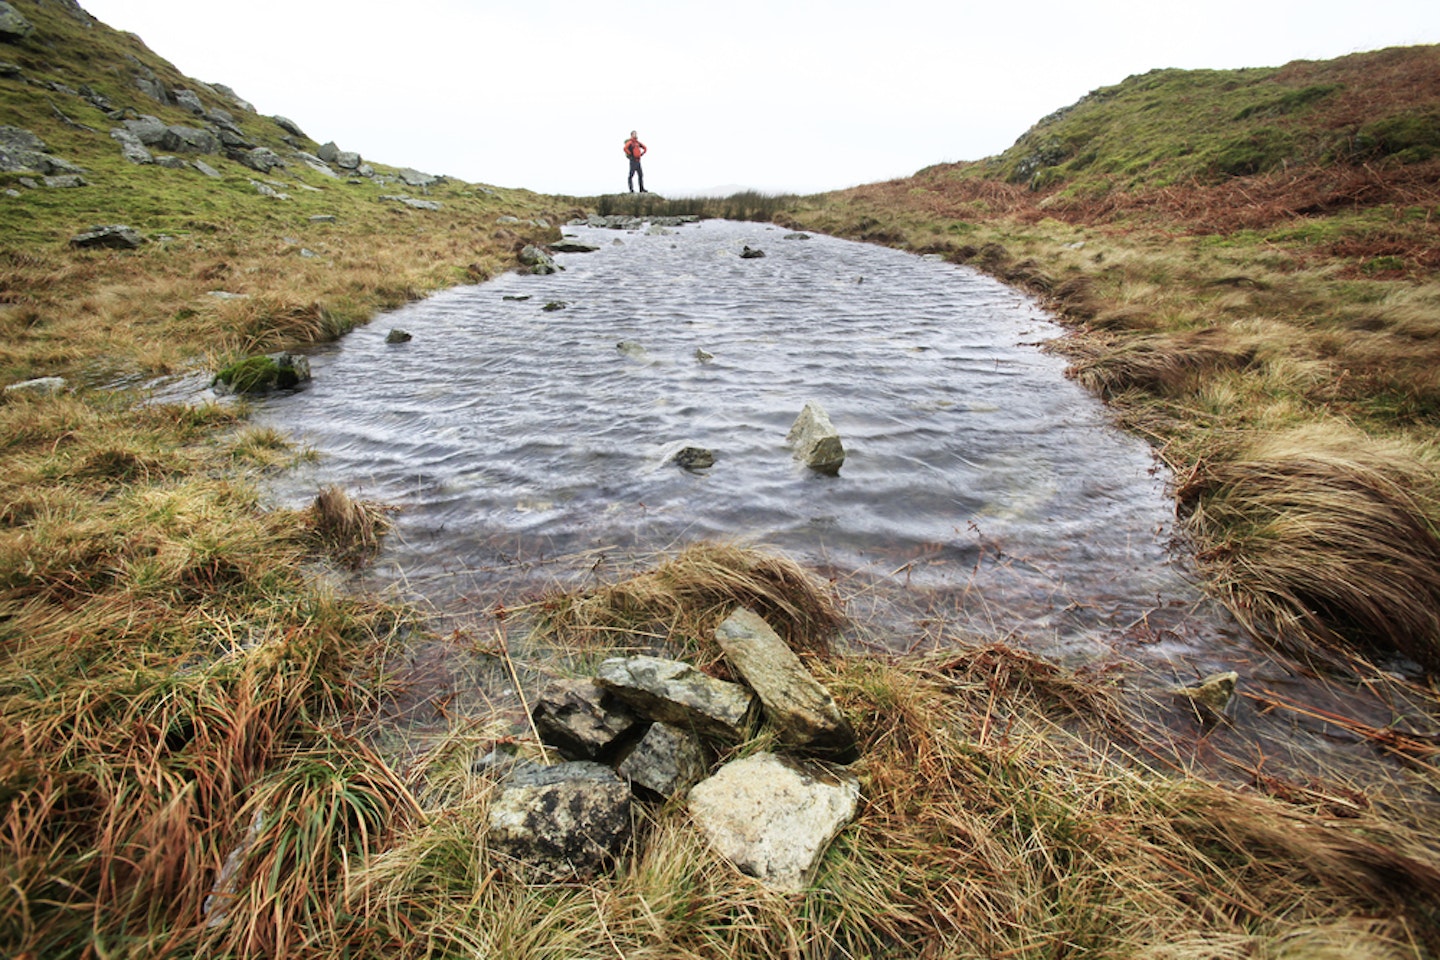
[{"left": 628, "top": 157, "right": 644, "bottom": 192}]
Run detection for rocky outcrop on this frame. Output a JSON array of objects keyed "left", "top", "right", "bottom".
[
  {"left": 519, "top": 244, "right": 557, "bottom": 274},
  {"left": 714, "top": 608, "right": 858, "bottom": 761},
  {"left": 120, "top": 116, "right": 168, "bottom": 145},
  {"left": 380, "top": 195, "right": 441, "bottom": 211},
  {"left": 487, "top": 761, "right": 633, "bottom": 879},
  {"left": 786, "top": 401, "right": 846, "bottom": 474},
  {"left": 173, "top": 89, "right": 205, "bottom": 115},
  {"left": 239, "top": 146, "right": 284, "bottom": 173},
  {"left": 160, "top": 126, "right": 219, "bottom": 154},
  {"left": 110, "top": 128, "right": 153, "bottom": 164},
  {"left": 270, "top": 115, "right": 306, "bottom": 138},
  {"left": 398, "top": 167, "right": 438, "bottom": 188},
  {"left": 596, "top": 655, "right": 757, "bottom": 743},
  {"left": 69, "top": 224, "right": 144, "bottom": 249},
  {"left": 688, "top": 752, "right": 860, "bottom": 892},
  {"left": 0, "top": 2, "right": 34, "bottom": 40},
  {"left": 0, "top": 126, "right": 79, "bottom": 175}
]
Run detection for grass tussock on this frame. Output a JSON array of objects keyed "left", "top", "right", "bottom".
[
  {"left": 528, "top": 541, "right": 845, "bottom": 667},
  {"left": 309, "top": 485, "right": 393, "bottom": 570},
  {"left": 1068, "top": 328, "right": 1258, "bottom": 399},
  {"left": 1178, "top": 427, "right": 1440, "bottom": 670}
]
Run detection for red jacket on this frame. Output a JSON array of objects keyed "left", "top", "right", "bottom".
[{"left": 624, "top": 137, "right": 646, "bottom": 159}]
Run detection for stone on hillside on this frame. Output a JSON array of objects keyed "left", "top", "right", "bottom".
[
  {"left": 0, "top": 2, "right": 34, "bottom": 40},
  {"left": 0, "top": 60, "right": 21, "bottom": 78},
  {"left": 309, "top": 214, "right": 337, "bottom": 223},
  {"left": 335, "top": 150, "right": 361, "bottom": 170},
  {"left": 239, "top": 147, "right": 284, "bottom": 173},
  {"left": 69, "top": 224, "right": 144, "bottom": 250},
  {"left": 596, "top": 655, "right": 757, "bottom": 743},
  {"left": 786, "top": 401, "right": 845, "bottom": 474},
  {"left": 206, "top": 107, "right": 234, "bottom": 126},
  {"left": 4, "top": 376, "right": 66, "bottom": 398},
  {"left": 398, "top": 167, "right": 437, "bottom": 188},
  {"left": 110, "top": 128, "right": 153, "bottom": 164},
  {"left": 161, "top": 126, "right": 219, "bottom": 154},
  {"left": 317, "top": 141, "right": 340, "bottom": 163},
  {"left": 216, "top": 128, "right": 255, "bottom": 151},
  {"left": 271, "top": 115, "right": 306, "bottom": 138},
  {"left": 192, "top": 159, "right": 222, "bottom": 179},
  {"left": 173, "top": 89, "right": 205, "bottom": 115},
  {"left": 43, "top": 174, "right": 86, "bottom": 188},
  {"left": 715, "top": 608, "right": 858, "bottom": 762},
  {"left": 134, "top": 74, "right": 168, "bottom": 104},
  {"left": 551, "top": 237, "right": 601, "bottom": 253},
  {"left": 295, "top": 152, "right": 339, "bottom": 178},
  {"left": 122, "top": 115, "right": 168, "bottom": 145},
  {"left": 688, "top": 752, "right": 860, "bottom": 892},
  {"left": 356, "top": 163, "right": 375, "bottom": 178},
  {"left": 531, "top": 678, "right": 643, "bottom": 762},
  {"left": 0, "top": 126, "right": 54, "bottom": 173},
  {"left": 212, "top": 83, "right": 255, "bottom": 112},
  {"left": 616, "top": 722, "right": 706, "bottom": 799},
  {"left": 487, "top": 761, "right": 632, "bottom": 879},
  {"left": 250, "top": 180, "right": 289, "bottom": 200},
  {"left": 153, "top": 156, "right": 187, "bottom": 170}
]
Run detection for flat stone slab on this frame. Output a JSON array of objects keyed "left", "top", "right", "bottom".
[
  {"left": 596, "top": 655, "right": 757, "bottom": 742},
  {"left": 715, "top": 608, "right": 858, "bottom": 762},
  {"left": 688, "top": 752, "right": 860, "bottom": 892}
]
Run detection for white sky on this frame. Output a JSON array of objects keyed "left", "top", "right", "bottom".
[{"left": 77, "top": 0, "right": 1440, "bottom": 197}]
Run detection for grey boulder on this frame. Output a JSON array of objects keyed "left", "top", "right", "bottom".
[
  {"left": 531, "top": 678, "right": 643, "bottom": 762},
  {"left": 487, "top": 761, "right": 633, "bottom": 879},
  {"left": 121, "top": 116, "right": 168, "bottom": 145},
  {"left": 714, "top": 609, "right": 857, "bottom": 762},
  {"left": 596, "top": 655, "right": 757, "bottom": 743},
  {"left": 69, "top": 224, "right": 144, "bottom": 249},
  {"left": 110, "top": 128, "right": 153, "bottom": 164},
  {"left": 271, "top": 115, "right": 306, "bottom": 138},
  {"left": 0, "top": 2, "right": 34, "bottom": 40},
  {"left": 786, "top": 401, "right": 845, "bottom": 474},
  {"left": 616, "top": 721, "right": 706, "bottom": 799},
  {"left": 551, "top": 237, "right": 601, "bottom": 253},
  {"left": 160, "top": 126, "right": 219, "bottom": 154},
  {"left": 239, "top": 147, "right": 284, "bottom": 173},
  {"left": 688, "top": 752, "right": 860, "bottom": 892},
  {"left": 173, "top": 89, "right": 205, "bottom": 115}
]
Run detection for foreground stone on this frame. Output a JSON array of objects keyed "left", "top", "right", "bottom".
[
  {"left": 786, "top": 401, "right": 845, "bottom": 474},
  {"left": 688, "top": 752, "right": 860, "bottom": 892},
  {"left": 616, "top": 722, "right": 706, "bottom": 799},
  {"left": 69, "top": 224, "right": 143, "bottom": 249},
  {"left": 596, "top": 655, "right": 757, "bottom": 742},
  {"left": 519, "top": 244, "right": 557, "bottom": 274},
  {"left": 672, "top": 446, "right": 716, "bottom": 470},
  {"left": 715, "top": 608, "right": 858, "bottom": 762},
  {"left": 531, "top": 678, "right": 643, "bottom": 762},
  {"left": 0, "top": 2, "right": 33, "bottom": 41},
  {"left": 487, "top": 761, "right": 632, "bottom": 879}
]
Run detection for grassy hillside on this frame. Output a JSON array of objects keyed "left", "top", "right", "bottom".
[{"left": 3, "top": 4, "right": 1440, "bottom": 956}]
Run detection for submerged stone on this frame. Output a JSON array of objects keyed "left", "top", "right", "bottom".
[
  {"left": 786, "top": 401, "right": 845, "bottom": 474},
  {"left": 1174, "top": 670, "right": 1239, "bottom": 718}
]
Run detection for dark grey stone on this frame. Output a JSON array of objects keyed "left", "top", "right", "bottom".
[
  {"left": 616, "top": 722, "right": 706, "bottom": 798},
  {"left": 271, "top": 115, "right": 306, "bottom": 138},
  {"left": 672, "top": 446, "right": 716, "bottom": 471},
  {"left": 385, "top": 329, "right": 412, "bottom": 344},
  {"left": 239, "top": 147, "right": 284, "bottom": 173},
  {"left": 531, "top": 678, "right": 643, "bottom": 761},
  {"left": 122, "top": 116, "right": 168, "bottom": 146},
  {"left": 551, "top": 237, "right": 601, "bottom": 253},
  {"left": 160, "top": 126, "right": 219, "bottom": 154},
  {"left": 69, "top": 224, "right": 144, "bottom": 250},
  {"left": 317, "top": 141, "right": 340, "bottom": 163},
  {"left": 153, "top": 156, "right": 186, "bottom": 170},
  {"left": 42, "top": 174, "right": 86, "bottom": 188},
  {"left": 173, "top": 89, "right": 205, "bottom": 115},
  {"left": 487, "top": 761, "right": 633, "bottom": 879},
  {"left": 740, "top": 245, "right": 766, "bottom": 259}
]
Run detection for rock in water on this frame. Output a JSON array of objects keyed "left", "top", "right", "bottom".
[
  {"left": 714, "top": 608, "right": 858, "bottom": 762},
  {"left": 487, "top": 761, "right": 632, "bottom": 879},
  {"left": 786, "top": 401, "right": 845, "bottom": 474},
  {"left": 672, "top": 446, "right": 716, "bottom": 470},
  {"left": 740, "top": 245, "right": 766, "bottom": 259},
  {"left": 688, "top": 752, "right": 860, "bottom": 892},
  {"left": 1174, "top": 671, "right": 1239, "bottom": 718}
]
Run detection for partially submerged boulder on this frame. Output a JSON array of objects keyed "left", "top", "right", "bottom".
[
  {"left": 786, "top": 401, "right": 845, "bottom": 474},
  {"left": 213, "top": 353, "right": 311, "bottom": 394},
  {"left": 519, "top": 244, "right": 557, "bottom": 274},
  {"left": 688, "top": 752, "right": 860, "bottom": 892}
]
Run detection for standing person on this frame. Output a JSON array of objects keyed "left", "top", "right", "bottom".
[{"left": 624, "top": 130, "right": 647, "bottom": 193}]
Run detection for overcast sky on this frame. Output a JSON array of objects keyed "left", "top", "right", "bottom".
[{"left": 78, "top": 0, "right": 1440, "bottom": 197}]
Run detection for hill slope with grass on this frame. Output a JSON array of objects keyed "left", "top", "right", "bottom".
[{"left": 782, "top": 44, "right": 1440, "bottom": 674}]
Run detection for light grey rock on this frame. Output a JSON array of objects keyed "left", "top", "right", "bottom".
[
  {"left": 153, "top": 156, "right": 186, "bottom": 170},
  {"left": 43, "top": 174, "right": 86, "bottom": 188},
  {"left": 551, "top": 237, "right": 601, "bottom": 253},
  {"left": 207, "top": 291, "right": 249, "bottom": 301},
  {"left": 379, "top": 195, "right": 441, "bottom": 211},
  {"left": 688, "top": 752, "right": 860, "bottom": 892},
  {"left": 4, "top": 188, "right": 18, "bottom": 197},
  {"left": 616, "top": 722, "right": 706, "bottom": 798},
  {"left": 317, "top": 141, "right": 340, "bottom": 163},
  {"left": 596, "top": 656, "right": 757, "bottom": 743},
  {"left": 518, "top": 244, "right": 556, "bottom": 274},
  {"left": 206, "top": 107, "right": 234, "bottom": 126},
  {"left": 173, "top": 89, "right": 205, "bottom": 115},
  {"left": 110, "top": 128, "right": 153, "bottom": 164},
  {"left": 249, "top": 180, "right": 289, "bottom": 200},
  {"left": 496, "top": 215, "right": 521, "bottom": 224},
  {"left": 192, "top": 159, "right": 222, "bottom": 179},
  {"left": 271, "top": 115, "right": 306, "bottom": 138},
  {"left": 531, "top": 678, "right": 643, "bottom": 762},
  {"left": 239, "top": 147, "right": 284, "bottom": 173},
  {"left": 487, "top": 761, "right": 632, "bottom": 879},
  {"left": 211, "top": 83, "right": 254, "bottom": 112},
  {"left": 335, "top": 150, "right": 361, "bottom": 169},
  {"left": 398, "top": 167, "right": 437, "bottom": 187},
  {"left": 356, "top": 163, "right": 375, "bottom": 178},
  {"left": 134, "top": 75, "right": 168, "bottom": 104},
  {"left": 295, "top": 152, "right": 338, "bottom": 178},
  {"left": 0, "top": 126, "right": 55, "bottom": 173},
  {"left": 308, "top": 215, "right": 337, "bottom": 223},
  {"left": 69, "top": 224, "right": 143, "bottom": 249},
  {"left": 122, "top": 115, "right": 168, "bottom": 146},
  {"left": 786, "top": 401, "right": 845, "bottom": 474},
  {"left": 0, "top": 2, "right": 34, "bottom": 40},
  {"left": 694, "top": 348, "right": 714, "bottom": 363},
  {"left": 616, "top": 340, "right": 649, "bottom": 361},
  {"left": 4, "top": 376, "right": 66, "bottom": 397},
  {"left": 715, "top": 608, "right": 858, "bottom": 762},
  {"left": 161, "top": 126, "right": 219, "bottom": 154}
]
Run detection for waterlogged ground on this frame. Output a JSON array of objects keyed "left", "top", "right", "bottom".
[{"left": 254, "top": 219, "right": 1436, "bottom": 799}]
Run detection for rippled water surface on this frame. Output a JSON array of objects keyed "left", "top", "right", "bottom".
[{"left": 258, "top": 219, "right": 1234, "bottom": 660}]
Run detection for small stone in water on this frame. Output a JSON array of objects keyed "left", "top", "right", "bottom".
[
  {"left": 673, "top": 446, "right": 716, "bottom": 470},
  {"left": 386, "top": 329, "right": 412, "bottom": 344}
]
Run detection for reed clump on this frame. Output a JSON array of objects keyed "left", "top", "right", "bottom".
[{"left": 309, "top": 485, "right": 393, "bottom": 570}]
